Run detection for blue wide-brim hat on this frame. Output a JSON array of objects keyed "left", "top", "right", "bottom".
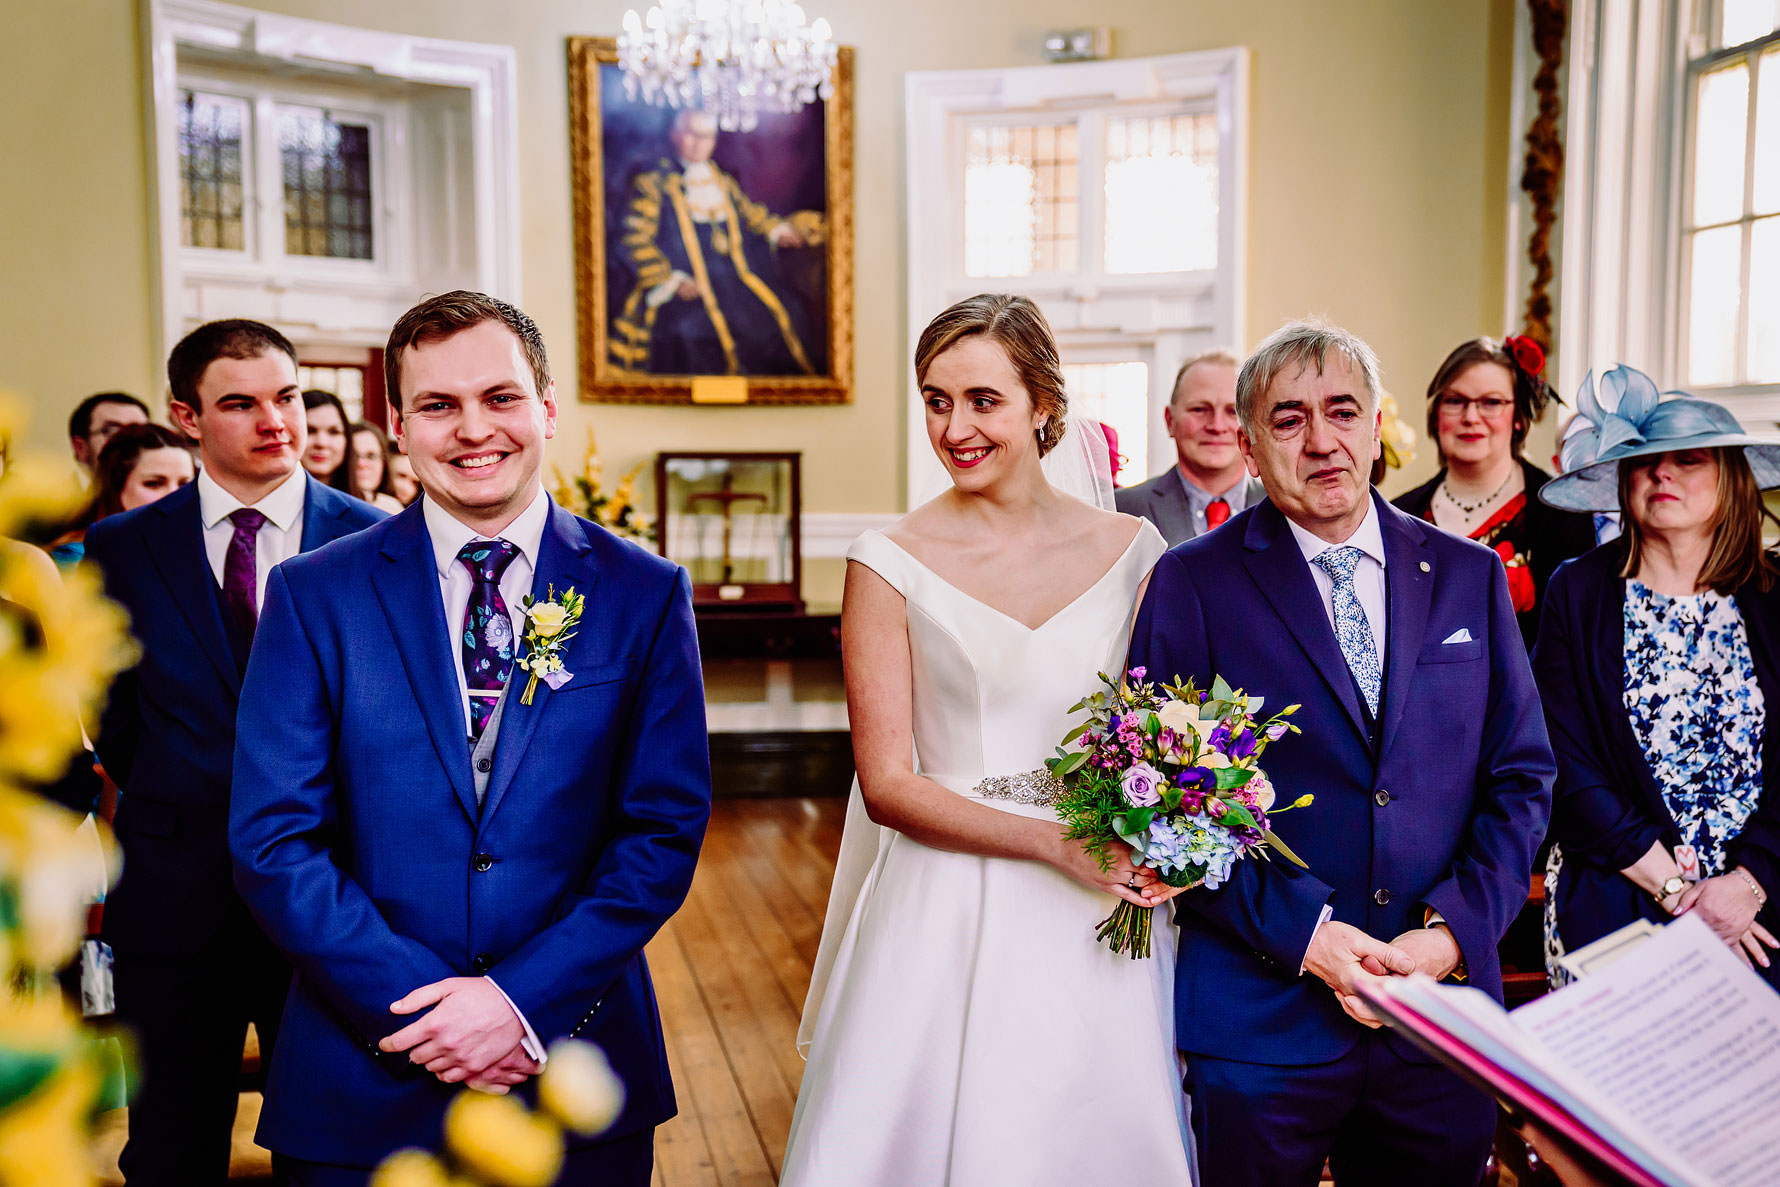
[{"left": 1538, "top": 364, "right": 1780, "bottom": 513}]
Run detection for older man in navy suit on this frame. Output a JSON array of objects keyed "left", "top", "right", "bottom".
[
  {"left": 230, "top": 292, "right": 710, "bottom": 1185},
  {"left": 1129, "top": 320, "right": 1553, "bottom": 1187},
  {"left": 86, "top": 320, "right": 385, "bottom": 1185}
]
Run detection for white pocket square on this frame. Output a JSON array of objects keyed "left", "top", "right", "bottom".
[{"left": 1442, "top": 628, "right": 1474, "bottom": 644}]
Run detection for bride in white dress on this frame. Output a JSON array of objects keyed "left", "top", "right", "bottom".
[{"left": 780, "top": 294, "right": 1196, "bottom": 1185}]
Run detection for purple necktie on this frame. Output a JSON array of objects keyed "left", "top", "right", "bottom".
[
  {"left": 459, "top": 539, "right": 521, "bottom": 741},
  {"left": 222, "top": 508, "right": 267, "bottom": 642}
]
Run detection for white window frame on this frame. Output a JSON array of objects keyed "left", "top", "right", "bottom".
[
  {"left": 176, "top": 73, "right": 407, "bottom": 282},
  {"left": 906, "top": 49, "right": 1248, "bottom": 505},
  {"left": 1558, "top": 0, "right": 1780, "bottom": 424},
  {"left": 144, "top": 0, "right": 520, "bottom": 359}
]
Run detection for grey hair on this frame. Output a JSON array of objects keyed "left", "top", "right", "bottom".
[
  {"left": 1168, "top": 348, "right": 1242, "bottom": 407},
  {"left": 1234, "top": 318, "right": 1382, "bottom": 436}
]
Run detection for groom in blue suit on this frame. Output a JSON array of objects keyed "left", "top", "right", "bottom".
[
  {"left": 230, "top": 291, "right": 710, "bottom": 1185},
  {"left": 1130, "top": 320, "right": 1553, "bottom": 1187}
]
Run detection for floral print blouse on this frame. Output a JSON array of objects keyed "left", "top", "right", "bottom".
[{"left": 1623, "top": 581, "right": 1766, "bottom": 876}]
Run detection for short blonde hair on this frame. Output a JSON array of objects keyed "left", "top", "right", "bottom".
[
  {"left": 914, "top": 294, "right": 1068, "bottom": 455},
  {"left": 1170, "top": 349, "right": 1241, "bottom": 407}
]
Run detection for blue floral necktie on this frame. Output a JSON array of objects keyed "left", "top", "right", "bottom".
[
  {"left": 1310, "top": 545, "right": 1381, "bottom": 716},
  {"left": 459, "top": 539, "right": 521, "bottom": 740}
]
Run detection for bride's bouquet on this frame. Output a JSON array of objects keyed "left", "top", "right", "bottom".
[{"left": 1046, "top": 668, "right": 1312, "bottom": 957}]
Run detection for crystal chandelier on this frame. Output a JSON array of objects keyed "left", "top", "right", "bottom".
[{"left": 618, "top": 0, "right": 837, "bottom": 133}]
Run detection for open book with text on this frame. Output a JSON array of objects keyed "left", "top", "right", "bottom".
[{"left": 1357, "top": 913, "right": 1780, "bottom": 1187}]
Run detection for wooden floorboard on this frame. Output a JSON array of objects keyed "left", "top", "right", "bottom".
[{"left": 645, "top": 795, "right": 845, "bottom": 1184}]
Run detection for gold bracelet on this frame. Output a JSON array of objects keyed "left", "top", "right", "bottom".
[{"left": 1733, "top": 867, "right": 1768, "bottom": 907}]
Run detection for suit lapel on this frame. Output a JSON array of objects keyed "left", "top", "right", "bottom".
[
  {"left": 481, "top": 502, "right": 598, "bottom": 826},
  {"left": 1240, "top": 501, "right": 1368, "bottom": 743},
  {"left": 298, "top": 475, "right": 348, "bottom": 552},
  {"left": 1376, "top": 498, "right": 1434, "bottom": 750},
  {"left": 1154, "top": 469, "right": 1196, "bottom": 543},
  {"left": 370, "top": 508, "right": 478, "bottom": 821},
  {"left": 144, "top": 484, "right": 240, "bottom": 693}
]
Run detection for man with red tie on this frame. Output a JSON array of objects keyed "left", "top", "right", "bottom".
[
  {"left": 85, "top": 320, "right": 385, "bottom": 1185},
  {"left": 1117, "top": 348, "right": 1266, "bottom": 545}
]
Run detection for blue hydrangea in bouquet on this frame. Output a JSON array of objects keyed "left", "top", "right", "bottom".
[{"left": 1045, "top": 667, "right": 1313, "bottom": 957}]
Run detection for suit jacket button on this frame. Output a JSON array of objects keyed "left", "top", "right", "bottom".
[
  {"left": 477, "top": 757, "right": 492, "bottom": 773},
  {"left": 472, "top": 953, "right": 492, "bottom": 973},
  {"left": 1374, "top": 789, "right": 1391, "bottom": 806},
  {"left": 474, "top": 853, "right": 494, "bottom": 872},
  {"left": 1373, "top": 888, "right": 1391, "bottom": 906}
]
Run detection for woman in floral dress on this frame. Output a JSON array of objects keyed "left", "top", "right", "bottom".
[{"left": 1533, "top": 366, "right": 1780, "bottom": 990}]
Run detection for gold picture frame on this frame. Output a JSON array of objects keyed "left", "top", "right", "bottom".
[{"left": 567, "top": 37, "right": 854, "bottom": 405}]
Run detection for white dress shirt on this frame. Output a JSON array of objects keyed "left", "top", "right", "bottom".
[
  {"left": 421, "top": 485, "right": 552, "bottom": 1064},
  {"left": 196, "top": 466, "right": 307, "bottom": 609},
  {"left": 1283, "top": 496, "right": 1388, "bottom": 971}
]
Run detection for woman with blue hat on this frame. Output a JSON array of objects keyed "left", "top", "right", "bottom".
[{"left": 1532, "top": 365, "right": 1780, "bottom": 990}]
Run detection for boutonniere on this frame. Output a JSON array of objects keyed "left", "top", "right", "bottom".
[{"left": 517, "top": 584, "right": 584, "bottom": 704}]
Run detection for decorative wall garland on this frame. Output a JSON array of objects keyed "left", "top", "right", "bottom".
[{"left": 1520, "top": 0, "right": 1569, "bottom": 353}]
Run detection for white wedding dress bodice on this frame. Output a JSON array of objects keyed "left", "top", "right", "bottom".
[{"left": 781, "top": 521, "right": 1196, "bottom": 1186}]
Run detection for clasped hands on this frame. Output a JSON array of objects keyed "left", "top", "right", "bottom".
[
  {"left": 378, "top": 976, "right": 538, "bottom": 1095},
  {"left": 1303, "top": 920, "right": 1462, "bottom": 1030},
  {"left": 1667, "top": 870, "right": 1776, "bottom": 969}
]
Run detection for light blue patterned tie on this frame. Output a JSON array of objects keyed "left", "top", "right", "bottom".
[{"left": 1311, "top": 545, "right": 1381, "bottom": 716}]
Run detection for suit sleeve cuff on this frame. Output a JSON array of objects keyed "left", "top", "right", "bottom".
[
  {"left": 1299, "top": 904, "right": 1335, "bottom": 975},
  {"left": 486, "top": 977, "right": 547, "bottom": 1064}
]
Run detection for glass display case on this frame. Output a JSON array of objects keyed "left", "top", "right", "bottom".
[{"left": 655, "top": 452, "right": 802, "bottom": 610}]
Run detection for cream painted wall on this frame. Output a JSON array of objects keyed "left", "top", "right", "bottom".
[{"left": 1, "top": 0, "right": 1522, "bottom": 604}]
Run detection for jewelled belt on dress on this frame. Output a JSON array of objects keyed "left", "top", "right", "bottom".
[{"left": 970, "top": 768, "right": 1066, "bottom": 808}]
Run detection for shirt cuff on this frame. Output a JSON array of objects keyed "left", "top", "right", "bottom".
[
  {"left": 646, "top": 271, "right": 692, "bottom": 310},
  {"left": 486, "top": 977, "right": 547, "bottom": 1064},
  {"left": 1300, "top": 904, "right": 1335, "bottom": 975}
]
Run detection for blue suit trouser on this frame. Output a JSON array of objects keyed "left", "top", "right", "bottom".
[
  {"left": 1185, "top": 1033, "right": 1496, "bottom": 1187},
  {"left": 278, "top": 1128, "right": 654, "bottom": 1187}
]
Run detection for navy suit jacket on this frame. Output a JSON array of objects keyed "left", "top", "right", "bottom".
[
  {"left": 228, "top": 499, "right": 711, "bottom": 1165},
  {"left": 1128, "top": 491, "right": 1553, "bottom": 1065},
  {"left": 84, "top": 477, "right": 385, "bottom": 954},
  {"left": 1532, "top": 544, "right": 1780, "bottom": 989}
]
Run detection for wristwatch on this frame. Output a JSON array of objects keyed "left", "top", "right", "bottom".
[{"left": 1653, "top": 875, "right": 1690, "bottom": 906}]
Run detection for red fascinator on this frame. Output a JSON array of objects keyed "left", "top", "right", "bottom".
[{"left": 1503, "top": 334, "right": 1545, "bottom": 377}]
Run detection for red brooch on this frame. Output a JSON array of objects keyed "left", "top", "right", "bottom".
[{"left": 1504, "top": 334, "right": 1545, "bottom": 377}]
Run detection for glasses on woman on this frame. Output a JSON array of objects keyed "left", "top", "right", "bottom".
[{"left": 1436, "top": 394, "right": 1514, "bottom": 418}]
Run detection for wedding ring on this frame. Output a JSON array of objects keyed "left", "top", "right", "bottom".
[{"left": 1125, "top": 877, "right": 1140, "bottom": 890}]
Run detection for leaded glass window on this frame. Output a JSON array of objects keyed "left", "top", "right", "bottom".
[
  {"left": 963, "top": 122, "right": 1079, "bottom": 277},
  {"left": 1104, "top": 113, "right": 1218, "bottom": 274},
  {"left": 279, "top": 106, "right": 375, "bottom": 261},
  {"left": 1062, "top": 360, "right": 1150, "bottom": 476},
  {"left": 178, "top": 90, "right": 248, "bottom": 252}
]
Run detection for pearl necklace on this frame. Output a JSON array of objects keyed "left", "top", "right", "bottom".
[{"left": 1437, "top": 470, "right": 1515, "bottom": 515}]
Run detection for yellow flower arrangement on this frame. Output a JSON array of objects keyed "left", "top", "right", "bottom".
[
  {"left": 550, "top": 429, "right": 654, "bottom": 543},
  {"left": 375, "top": 1038, "right": 625, "bottom": 1187},
  {"left": 0, "top": 396, "right": 141, "bottom": 1187}
]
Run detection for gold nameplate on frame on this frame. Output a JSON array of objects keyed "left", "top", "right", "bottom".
[{"left": 691, "top": 377, "right": 750, "bottom": 405}]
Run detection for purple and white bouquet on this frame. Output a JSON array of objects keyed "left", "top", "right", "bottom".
[{"left": 1045, "top": 668, "right": 1312, "bottom": 957}]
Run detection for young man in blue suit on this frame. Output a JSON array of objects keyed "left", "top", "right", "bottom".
[
  {"left": 229, "top": 291, "right": 711, "bottom": 1185},
  {"left": 85, "top": 320, "right": 386, "bottom": 1185},
  {"left": 1129, "top": 320, "right": 1554, "bottom": 1187}
]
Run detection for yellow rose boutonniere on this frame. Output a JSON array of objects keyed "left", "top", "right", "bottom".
[{"left": 516, "top": 585, "right": 584, "bottom": 705}]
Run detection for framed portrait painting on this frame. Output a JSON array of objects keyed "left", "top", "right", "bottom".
[{"left": 567, "top": 37, "right": 854, "bottom": 405}]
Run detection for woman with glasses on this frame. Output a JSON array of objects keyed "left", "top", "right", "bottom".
[{"left": 1393, "top": 336, "right": 1595, "bottom": 647}]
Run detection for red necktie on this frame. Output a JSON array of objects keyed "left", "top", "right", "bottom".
[{"left": 1205, "top": 499, "right": 1230, "bottom": 529}]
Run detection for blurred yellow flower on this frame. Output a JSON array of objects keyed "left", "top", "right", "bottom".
[
  {"left": 370, "top": 1149, "right": 455, "bottom": 1187},
  {"left": 538, "top": 1039, "right": 625, "bottom": 1137},
  {"left": 527, "top": 602, "right": 569, "bottom": 640},
  {"left": 0, "top": 1059, "right": 98, "bottom": 1187},
  {"left": 444, "top": 1092, "right": 563, "bottom": 1187}
]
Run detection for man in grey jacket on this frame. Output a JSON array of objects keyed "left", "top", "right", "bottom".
[{"left": 1117, "top": 349, "right": 1265, "bottom": 545}]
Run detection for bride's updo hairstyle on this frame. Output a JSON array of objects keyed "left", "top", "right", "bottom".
[{"left": 914, "top": 293, "right": 1069, "bottom": 456}]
